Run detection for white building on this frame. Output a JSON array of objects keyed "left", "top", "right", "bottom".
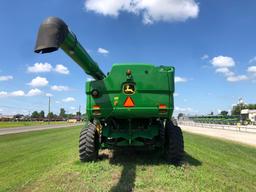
[{"left": 241, "top": 109, "right": 256, "bottom": 123}]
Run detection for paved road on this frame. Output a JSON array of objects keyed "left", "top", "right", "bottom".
[
  {"left": 0, "top": 123, "right": 84, "bottom": 136},
  {"left": 180, "top": 125, "right": 256, "bottom": 147}
]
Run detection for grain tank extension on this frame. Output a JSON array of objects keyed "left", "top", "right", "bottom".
[{"left": 35, "top": 17, "right": 184, "bottom": 163}]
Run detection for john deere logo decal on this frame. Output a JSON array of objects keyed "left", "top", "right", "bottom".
[{"left": 123, "top": 83, "right": 135, "bottom": 95}]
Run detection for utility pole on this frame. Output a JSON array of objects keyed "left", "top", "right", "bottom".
[
  {"left": 79, "top": 105, "right": 81, "bottom": 121},
  {"left": 48, "top": 96, "right": 51, "bottom": 124},
  {"left": 239, "top": 97, "right": 243, "bottom": 123}
]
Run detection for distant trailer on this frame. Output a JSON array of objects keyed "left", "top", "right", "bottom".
[
  {"left": 241, "top": 109, "right": 256, "bottom": 123},
  {"left": 67, "top": 119, "right": 78, "bottom": 123}
]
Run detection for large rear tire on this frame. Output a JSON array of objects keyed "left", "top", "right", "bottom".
[
  {"left": 79, "top": 123, "right": 99, "bottom": 162},
  {"left": 165, "top": 120, "right": 184, "bottom": 164}
]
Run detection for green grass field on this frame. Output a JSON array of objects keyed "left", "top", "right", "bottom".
[
  {"left": 0, "top": 121, "right": 69, "bottom": 128},
  {"left": 0, "top": 126, "right": 255, "bottom": 192}
]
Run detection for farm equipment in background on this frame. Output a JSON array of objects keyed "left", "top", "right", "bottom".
[
  {"left": 189, "top": 115, "right": 240, "bottom": 125},
  {"left": 34, "top": 17, "right": 184, "bottom": 163}
]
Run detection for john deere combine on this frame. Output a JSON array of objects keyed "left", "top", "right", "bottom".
[{"left": 34, "top": 17, "right": 184, "bottom": 163}]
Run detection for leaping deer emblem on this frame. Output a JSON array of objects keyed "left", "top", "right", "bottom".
[{"left": 124, "top": 84, "right": 135, "bottom": 94}]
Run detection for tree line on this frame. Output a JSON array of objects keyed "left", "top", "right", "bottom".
[
  {"left": 231, "top": 103, "right": 256, "bottom": 115},
  {"left": 177, "top": 103, "right": 256, "bottom": 119},
  {"left": 30, "top": 108, "right": 82, "bottom": 120}
]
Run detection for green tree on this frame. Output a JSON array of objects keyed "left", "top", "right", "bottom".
[
  {"left": 31, "top": 111, "right": 39, "bottom": 118},
  {"left": 177, "top": 113, "right": 184, "bottom": 120},
  {"left": 220, "top": 110, "right": 228, "bottom": 116},
  {"left": 39, "top": 110, "right": 45, "bottom": 118},
  {"left": 231, "top": 103, "right": 247, "bottom": 115},
  {"left": 47, "top": 112, "right": 54, "bottom": 119},
  {"left": 81, "top": 113, "right": 87, "bottom": 121},
  {"left": 76, "top": 111, "right": 81, "bottom": 116},
  {"left": 66, "top": 113, "right": 75, "bottom": 119},
  {"left": 59, "top": 108, "right": 66, "bottom": 118},
  {"left": 248, "top": 104, "right": 256, "bottom": 110}
]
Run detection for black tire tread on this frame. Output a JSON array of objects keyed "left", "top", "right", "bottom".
[
  {"left": 79, "top": 123, "right": 99, "bottom": 162},
  {"left": 165, "top": 120, "right": 184, "bottom": 164}
]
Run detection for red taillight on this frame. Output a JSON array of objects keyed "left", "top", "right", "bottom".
[
  {"left": 159, "top": 104, "right": 167, "bottom": 114},
  {"left": 92, "top": 105, "right": 101, "bottom": 115},
  {"left": 93, "top": 105, "right": 100, "bottom": 110},
  {"left": 159, "top": 104, "right": 167, "bottom": 109}
]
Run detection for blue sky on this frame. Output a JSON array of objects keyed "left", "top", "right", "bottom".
[{"left": 0, "top": 0, "right": 256, "bottom": 116}]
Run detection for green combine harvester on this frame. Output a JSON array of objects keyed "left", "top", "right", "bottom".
[{"left": 34, "top": 17, "right": 184, "bottom": 163}]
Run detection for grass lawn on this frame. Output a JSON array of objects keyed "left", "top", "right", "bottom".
[
  {"left": 0, "top": 126, "right": 255, "bottom": 192},
  {"left": 0, "top": 121, "right": 69, "bottom": 128}
]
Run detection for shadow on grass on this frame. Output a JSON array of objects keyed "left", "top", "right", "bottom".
[
  {"left": 184, "top": 152, "right": 202, "bottom": 166},
  {"left": 98, "top": 149, "right": 201, "bottom": 192}
]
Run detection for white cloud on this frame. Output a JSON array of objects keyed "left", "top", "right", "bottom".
[
  {"left": 70, "top": 106, "right": 76, "bottom": 110},
  {"left": 28, "top": 76, "right": 49, "bottom": 87},
  {"left": 227, "top": 75, "right": 248, "bottom": 82},
  {"left": 27, "top": 62, "right": 52, "bottom": 73},
  {"left": 27, "top": 88, "right": 43, "bottom": 96},
  {"left": 97, "top": 48, "right": 109, "bottom": 55},
  {"left": 175, "top": 76, "right": 187, "bottom": 83},
  {"left": 215, "top": 67, "right": 229, "bottom": 73},
  {"left": 87, "top": 77, "right": 94, "bottom": 81},
  {"left": 175, "top": 106, "right": 192, "bottom": 112},
  {"left": 174, "top": 93, "right": 179, "bottom": 97},
  {"left": 1, "top": 89, "right": 44, "bottom": 97},
  {"left": 247, "top": 66, "right": 256, "bottom": 74},
  {"left": 0, "top": 75, "right": 13, "bottom": 81},
  {"left": 55, "top": 64, "right": 69, "bottom": 75},
  {"left": 249, "top": 57, "right": 256, "bottom": 65},
  {"left": 211, "top": 56, "right": 235, "bottom": 68},
  {"left": 46, "top": 93, "right": 53, "bottom": 97},
  {"left": 85, "top": 0, "right": 129, "bottom": 16},
  {"left": 211, "top": 55, "right": 248, "bottom": 82},
  {"left": 27, "top": 63, "right": 70, "bottom": 75},
  {"left": 201, "top": 54, "right": 209, "bottom": 60},
  {"left": 62, "top": 97, "right": 75, "bottom": 102},
  {"left": 51, "top": 85, "right": 69, "bottom": 91},
  {"left": 85, "top": 0, "right": 199, "bottom": 24},
  {"left": 0, "top": 91, "right": 8, "bottom": 97},
  {"left": 10, "top": 90, "right": 25, "bottom": 97},
  {"left": 215, "top": 67, "right": 234, "bottom": 77}
]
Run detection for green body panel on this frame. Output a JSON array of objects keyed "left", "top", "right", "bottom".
[{"left": 86, "top": 64, "right": 175, "bottom": 120}]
